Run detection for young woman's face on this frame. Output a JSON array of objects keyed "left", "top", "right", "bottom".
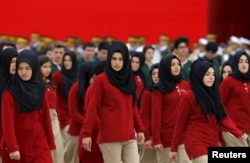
[
  {"left": 40, "top": 61, "right": 52, "bottom": 78},
  {"left": 145, "top": 49, "right": 154, "bottom": 62},
  {"left": 238, "top": 55, "right": 249, "bottom": 74},
  {"left": 9, "top": 57, "right": 17, "bottom": 75},
  {"left": 171, "top": 58, "right": 181, "bottom": 76},
  {"left": 151, "top": 68, "right": 159, "bottom": 84},
  {"left": 63, "top": 55, "right": 73, "bottom": 70},
  {"left": 203, "top": 67, "right": 215, "bottom": 87},
  {"left": 18, "top": 62, "right": 32, "bottom": 81},
  {"left": 222, "top": 65, "right": 232, "bottom": 80},
  {"left": 131, "top": 57, "right": 140, "bottom": 72},
  {"left": 111, "top": 52, "right": 123, "bottom": 71}
]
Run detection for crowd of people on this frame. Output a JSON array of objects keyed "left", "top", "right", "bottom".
[{"left": 0, "top": 32, "right": 250, "bottom": 163}]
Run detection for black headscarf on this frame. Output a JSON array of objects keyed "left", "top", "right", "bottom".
[
  {"left": 230, "top": 50, "right": 250, "bottom": 82},
  {"left": 0, "top": 48, "right": 18, "bottom": 115},
  {"left": 61, "top": 51, "right": 78, "bottom": 98},
  {"left": 154, "top": 54, "right": 182, "bottom": 93},
  {"left": 78, "top": 61, "right": 95, "bottom": 103},
  {"left": 105, "top": 41, "right": 136, "bottom": 95},
  {"left": 7, "top": 49, "right": 45, "bottom": 112},
  {"left": 95, "top": 60, "right": 107, "bottom": 76},
  {"left": 144, "top": 63, "right": 160, "bottom": 91},
  {"left": 0, "top": 48, "right": 18, "bottom": 80},
  {"left": 190, "top": 59, "right": 227, "bottom": 120},
  {"left": 219, "top": 61, "right": 232, "bottom": 83}
]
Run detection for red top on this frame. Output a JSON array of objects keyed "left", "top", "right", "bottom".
[
  {"left": 45, "top": 84, "right": 57, "bottom": 109},
  {"left": 53, "top": 70, "right": 70, "bottom": 129},
  {"left": 220, "top": 76, "right": 250, "bottom": 133},
  {"left": 140, "top": 89, "right": 152, "bottom": 141},
  {"left": 82, "top": 73, "right": 145, "bottom": 143},
  {"left": 1, "top": 90, "right": 55, "bottom": 161},
  {"left": 151, "top": 81, "right": 189, "bottom": 147},
  {"left": 134, "top": 75, "right": 144, "bottom": 99},
  {"left": 171, "top": 90, "right": 243, "bottom": 159},
  {"left": 68, "top": 83, "right": 85, "bottom": 136}
]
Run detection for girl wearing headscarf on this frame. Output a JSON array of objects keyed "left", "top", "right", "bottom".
[
  {"left": 170, "top": 59, "right": 246, "bottom": 163},
  {"left": 220, "top": 51, "right": 250, "bottom": 147},
  {"left": 151, "top": 54, "right": 190, "bottom": 163},
  {"left": 0, "top": 48, "right": 17, "bottom": 162},
  {"left": 139, "top": 63, "right": 159, "bottom": 163},
  {"left": 131, "top": 52, "right": 145, "bottom": 99},
  {"left": 37, "top": 55, "right": 64, "bottom": 163},
  {"left": 81, "top": 41, "right": 145, "bottom": 163},
  {"left": 219, "top": 61, "right": 232, "bottom": 83},
  {"left": 78, "top": 60, "right": 107, "bottom": 163},
  {"left": 1, "top": 50, "right": 55, "bottom": 163},
  {"left": 52, "top": 51, "right": 78, "bottom": 146},
  {"left": 65, "top": 62, "right": 95, "bottom": 163}
]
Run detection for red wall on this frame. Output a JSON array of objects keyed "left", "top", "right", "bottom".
[{"left": 0, "top": 0, "right": 208, "bottom": 47}]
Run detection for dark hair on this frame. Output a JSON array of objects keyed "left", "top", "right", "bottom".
[
  {"left": 37, "top": 55, "right": 56, "bottom": 89},
  {"left": 53, "top": 42, "right": 66, "bottom": 51},
  {"left": 142, "top": 46, "right": 155, "bottom": 56},
  {"left": 41, "top": 46, "right": 53, "bottom": 55},
  {"left": 83, "top": 42, "right": 95, "bottom": 49},
  {"left": 98, "top": 41, "right": 110, "bottom": 51},
  {"left": 205, "top": 42, "right": 218, "bottom": 54},
  {"left": 0, "top": 41, "right": 17, "bottom": 53},
  {"left": 173, "top": 37, "right": 189, "bottom": 49}
]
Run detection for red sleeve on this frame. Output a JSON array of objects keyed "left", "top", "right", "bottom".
[
  {"left": 133, "top": 105, "right": 145, "bottom": 133},
  {"left": 151, "top": 90, "right": 163, "bottom": 146},
  {"left": 1, "top": 91, "right": 19, "bottom": 153},
  {"left": 171, "top": 93, "right": 192, "bottom": 152},
  {"left": 83, "top": 85, "right": 92, "bottom": 113},
  {"left": 140, "top": 90, "right": 152, "bottom": 141},
  {"left": 219, "top": 78, "right": 232, "bottom": 106},
  {"left": 68, "top": 83, "right": 84, "bottom": 125},
  {"left": 42, "top": 92, "right": 56, "bottom": 150},
  {"left": 220, "top": 114, "right": 243, "bottom": 137},
  {"left": 81, "top": 76, "right": 103, "bottom": 138}
]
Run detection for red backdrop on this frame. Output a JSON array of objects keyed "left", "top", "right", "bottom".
[{"left": 0, "top": 0, "right": 208, "bottom": 48}]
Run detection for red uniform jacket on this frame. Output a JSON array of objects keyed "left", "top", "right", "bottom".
[
  {"left": 45, "top": 85, "right": 57, "bottom": 109},
  {"left": 53, "top": 70, "right": 70, "bottom": 129},
  {"left": 171, "top": 90, "right": 243, "bottom": 159},
  {"left": 78, "top": 84, "right": 103, "bottom": 163},
  {"left": 82, "top": 73, "right": 145, "bottom": 143},
  {"left": 140, "top": 89, "right": 152, "bottom": 141},
  {"left": 151, "top": 81, "right": 189, "bottom": 147},
  {"left": 1, "top": 90, "right": 55, "bottom": 163},
  {"left": 68, "top": 83, "right": 84, "bottom": 136},
  {"left": 220, "top": 76, "right": 250, "bottom": 133}
]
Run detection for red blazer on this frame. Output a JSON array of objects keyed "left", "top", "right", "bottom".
[
  {"left": 1, "top": 90, "right": 55, "bottom": 162},
  {"left": 171, "top": 90, "right": 243, "bottom": 159},
  {"left": 151, "top": 81, "right": 189, "bottom": 147},
  {"left": 220, "top": 76, "right": 250, "bottom": 133},
  {"left": 140, "top": 89, "right": 152, "bottom": 141},
  {"left": 82, "top": 73, "right": 144, "bottom": 143},
  {"left": 53, "top": 70, "right": 70, "bottom": 129},
  {"left": 68, "top": 83, "right": 84, "bottom": 136}
]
